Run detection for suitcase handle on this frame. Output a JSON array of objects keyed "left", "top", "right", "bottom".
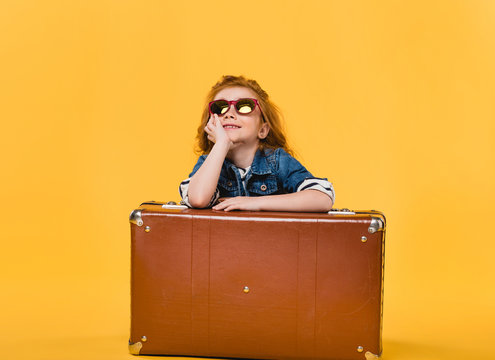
[{"left": 140, "top": 201, "right": 188, "bottom": 210}]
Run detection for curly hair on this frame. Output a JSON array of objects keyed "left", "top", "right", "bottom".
[{"left": 195, "top": 75, "right": 293, "bottom": 155}]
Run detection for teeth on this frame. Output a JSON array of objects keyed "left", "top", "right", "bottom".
[{"left": 224, "top": 125, "right": 239, "bottom": 129}]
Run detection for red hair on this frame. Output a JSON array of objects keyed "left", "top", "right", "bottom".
[{"left": 196, "top": 75, "right": 293, "bottom": 155}]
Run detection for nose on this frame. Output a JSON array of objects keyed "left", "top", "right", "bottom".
[{"left": 222, "top": 104, "right": 237, "bottom": 119}]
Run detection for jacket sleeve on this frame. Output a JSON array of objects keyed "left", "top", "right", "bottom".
[
  {"left": 278, "top": 149, "right": 335, "bottom": 203},
  {"left": 178, "top": 155, "right": 220, "bottom": 208}
]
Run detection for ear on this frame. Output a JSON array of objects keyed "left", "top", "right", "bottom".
[{"left": 258, "top": 122, "right": 270, "bottom": 140}]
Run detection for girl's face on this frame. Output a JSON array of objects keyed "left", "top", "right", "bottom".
[{"left": 211, "top": 86, "right": 269, "bottom": 148}]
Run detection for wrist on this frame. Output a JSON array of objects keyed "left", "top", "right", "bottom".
[
  {"left": 255, "top": 195, "right": 269, "bottom": 211},
  {"left": 213, "top": 138, "right": 232, "bottom": 152}
]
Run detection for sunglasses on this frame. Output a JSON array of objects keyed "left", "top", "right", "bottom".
[{"left": 209, "top": 98, "right": 262, "bottom": 116}]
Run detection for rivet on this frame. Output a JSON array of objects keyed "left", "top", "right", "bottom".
[
  {"left": 141, "top": 336, "right": 147, "bottom": 342},
  {"left": 357, "top": 346, "right": 364, "bottom": 353},
  {"left": 361, "top": 236, "right": 367, "bottom": 243},
  {"left": 145, "top": 226, "right": 151, "bottom": 232},
  {"left": 243, "top": 286, "right": 250, "bottom": 293},
  {"left": 260, "top": 184, "right": 267, "bottom": 191},
  {"left": 227, "top": 181, "right": 233, "bottom": 187}
]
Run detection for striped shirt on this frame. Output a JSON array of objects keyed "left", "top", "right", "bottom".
[{"left": 179, "top": 165, "right": 334, "bottom": 208}]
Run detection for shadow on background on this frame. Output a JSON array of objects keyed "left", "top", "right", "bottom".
[
  {"left": 382, "top": 339, "right": 485, "bottom": 360},
  {"left": 6, "top": 335, "right": 489, "bottom": 360}
]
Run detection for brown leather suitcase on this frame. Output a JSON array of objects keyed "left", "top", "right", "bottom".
[{"left": 129, "top": 202, "right": 386, "bottom": 360}]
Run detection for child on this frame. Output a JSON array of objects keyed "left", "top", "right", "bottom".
[{"left": 179, "top": 75, "right": 335, "bottom": 212}]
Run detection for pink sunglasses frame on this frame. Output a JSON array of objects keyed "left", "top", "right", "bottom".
[{"left": 208, "top": 98, "right": 265, "bottom": 121}]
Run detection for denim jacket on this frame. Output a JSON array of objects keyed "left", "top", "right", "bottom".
[{"left": 183, "top": 148, "right": 334, "bottom": 201}]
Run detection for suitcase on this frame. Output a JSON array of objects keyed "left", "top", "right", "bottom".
[{"left": 129, "top": 201, "right": 386, "bottom": 360}]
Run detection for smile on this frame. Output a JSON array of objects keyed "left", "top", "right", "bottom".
[{"left": 223, "top": 125, "right": 241, "bottom": 129}]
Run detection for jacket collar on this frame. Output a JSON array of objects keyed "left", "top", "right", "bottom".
[
  {"left": 250, "top": 149, "right": 273, "bottom": 175},
  {"left": 223, "top": 149, "right": 274, "bottom": 175}
]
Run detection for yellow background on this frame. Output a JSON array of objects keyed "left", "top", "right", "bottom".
[{"left": 1, "top": 1, "right": 494, "bottom": 359}]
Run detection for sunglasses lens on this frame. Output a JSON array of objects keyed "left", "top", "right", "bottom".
[
  {"left": 210, "top": 100, "right": 230, "bottom": 115},
  {"left": 236, "top": 99, "right": 256, "bottom": 114}
]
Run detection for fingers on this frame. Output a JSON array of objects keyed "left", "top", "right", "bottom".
[
  {"left": 212, "top": 197, "right": 247, "bottom": 212},
  {"left": 214, "top": 204, "right": 235, "bottom": 212},
  {"left": 205, "top": 128, "right": 215, "bottom": 143},
  {"left": 212, "top": 200, "right": 227, "bottom": 210},
  {"left": 205, "top": 113, "right": 232, "bottom": 148},
  {"left": 205, "top": 117, "right": 214, "bottom": 131},
  {"left": 208, "top": 114, "right": 218, "bottom": 126},
  {"left": 212, "top": 198, "right": 234, "bottom": 211},
  {"left": 214, "top": 115, "right": 223, "bottom": 129},
  {"left": 205, "top": 115, "right": 221, "bottom": 130},
  {"left": 204, "top": 115, "right": 217, "bottom": 143}
]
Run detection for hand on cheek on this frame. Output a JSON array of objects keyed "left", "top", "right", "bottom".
[{"left": 204, "top": 114, "right": 232, "bottom": 148}]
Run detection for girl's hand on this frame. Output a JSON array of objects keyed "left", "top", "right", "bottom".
[
  {"left": 204, "top": 114, "right": 232, "bottom": 149},
  {"left": 212, "top": 197, "right": 262, "bottom": 212}
]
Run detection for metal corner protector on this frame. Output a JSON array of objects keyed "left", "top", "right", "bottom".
[
  {"left": 368, "top": 217, "right": 384, "bottom": 234},
  {"left": 129, "top": 209, "right": 143, "bottom": 226},
  {"left": 365, "top": 351, "right": 380, "bottom": 359},
  {"left": 128, "top": 340, "right": 143, "bottom": 355}
]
